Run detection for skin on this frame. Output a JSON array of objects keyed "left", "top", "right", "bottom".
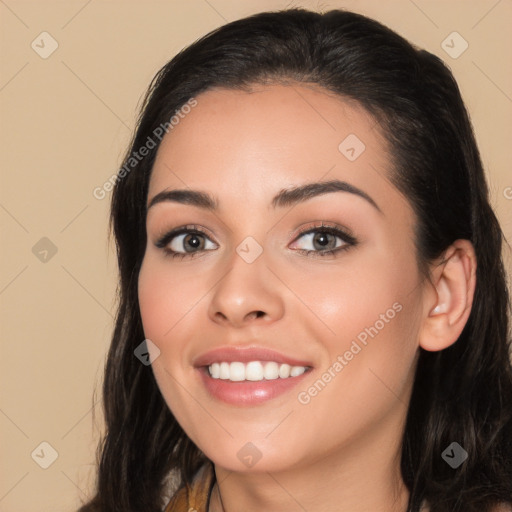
[{"left": 138, "top": 83, "right": 476, "bottom": 512}]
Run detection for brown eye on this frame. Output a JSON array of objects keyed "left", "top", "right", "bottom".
[
  {"left": 175, "top": 233, "right": 206, "bottom": 253},
  {"left": 155, "top": 226, "right": 218, "bottom": 259},
  {"left": 291, "top": 226, "right": 356, "bottom": 257}
]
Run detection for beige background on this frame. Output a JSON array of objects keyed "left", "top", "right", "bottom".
[{"left": 0, "top": 1, "right": 511, "bottom": 510}]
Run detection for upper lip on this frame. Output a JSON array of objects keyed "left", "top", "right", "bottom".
[{"left": 193, "top": 346, "right": 313, "bottom": 368}]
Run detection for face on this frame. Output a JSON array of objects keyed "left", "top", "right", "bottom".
[{"left": 138, "top": 83, "right": 427, "bottom": 473}]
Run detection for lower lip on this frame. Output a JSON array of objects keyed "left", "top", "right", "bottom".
[{"left": 197, "top": 367, "right": 310, "bottom": 406}]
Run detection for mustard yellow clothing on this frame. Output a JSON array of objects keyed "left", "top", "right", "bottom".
[
  {"left": 164, "top": 463, "right": 215, "bottom": 512},
  {"left": 163, "top": 463, "right": 512, "bottom": 512}
]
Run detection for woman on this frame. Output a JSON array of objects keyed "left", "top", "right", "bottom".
[{"left": 79, "top": 8, "right": 512, "bottom": 512}]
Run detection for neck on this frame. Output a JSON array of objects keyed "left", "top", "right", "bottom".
[{"left": 209, "top": 406, "right": 410, "bottom": 512}]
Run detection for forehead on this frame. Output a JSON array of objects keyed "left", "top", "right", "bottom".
[{"left": 148, "top": 83, "right": 403, "bottom": 216}]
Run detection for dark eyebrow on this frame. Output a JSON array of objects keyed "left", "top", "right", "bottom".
[{"left": 147, "top": 179, "right": 381, "bottom": 213}]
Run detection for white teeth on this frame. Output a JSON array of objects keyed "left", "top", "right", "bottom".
[
  {"left": 263, "top": 361, "right": 279, "bottom": 380},
  {"left": 245, "top": 361, "right": 263, "bottom": 381},
  {"left": 208, "top": 361, "right": 308, "bottom": 382},
  {"left": 210, "top": 362, "right": 220, "bottom": 378},
  {"left": 290, "top": 366, "right": 306, "bottom": 377},
  {"left": 219, "top": 362, "right": 230, "bottom": 379},
  {"left": 278, "top": 363, "right": 291, "bottom": 378},
  {"left": 229, "top": 362, "right": 245, "bottom": 381}
]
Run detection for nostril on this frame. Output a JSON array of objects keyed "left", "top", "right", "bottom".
[{"left": 246, "top": 310, "right": 266, "bottom": 320}]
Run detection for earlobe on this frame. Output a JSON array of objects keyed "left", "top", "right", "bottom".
[{"left": 419, "top": 240, "right": 477, "bottom": 352}]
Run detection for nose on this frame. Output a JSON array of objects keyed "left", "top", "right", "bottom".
[{"left": 207, "top": 249, "right": 285, "bottom": 328}]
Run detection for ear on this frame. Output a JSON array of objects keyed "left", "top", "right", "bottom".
[{"left": 419, "top": 239, "right": 477, "bottom": 352}]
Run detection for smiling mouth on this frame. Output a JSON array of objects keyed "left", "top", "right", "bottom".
[
  {"left": 207, "top": 360, "right": 312, "bottom": 382},
  {"left": 198, "top": 363, "right": 313, "bottom": 406}
]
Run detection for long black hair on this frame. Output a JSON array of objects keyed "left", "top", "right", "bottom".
[{"left": 79, "top": 8, "right": 512, "bottom": 512}]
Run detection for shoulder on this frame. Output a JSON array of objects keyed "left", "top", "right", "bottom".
[
  {"left": 492, "top": 504, "right": 512, "bottom": 512},
  {"left": 163, "top": 463, "right": 215, "bottom": 512}
]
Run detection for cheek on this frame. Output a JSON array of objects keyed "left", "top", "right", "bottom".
[
  {"left": 294, "top": 244, "right": 422, "bottom": 413},
  {"left": 137, "top": 255, "right": 205, "bottom": 436},
  {"left": 138, "top": 255, "right": 204, "bottom": 343},
  {"left": 295, "top": 242, "right": 420, "bottom": 350}
]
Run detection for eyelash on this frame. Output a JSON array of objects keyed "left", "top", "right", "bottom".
[{"left": 154, "top": 222, "right": 357, "bottom": 260}]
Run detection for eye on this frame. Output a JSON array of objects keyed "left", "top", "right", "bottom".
[
  {"left": 154, "top": 222, "right": 357, "bottom": 260},
  {"left": 290, "top": 223, "right": 357, "bottom": 258},
  {"left": 154, "top": 225, "right": 217, "bottom": 260}
]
